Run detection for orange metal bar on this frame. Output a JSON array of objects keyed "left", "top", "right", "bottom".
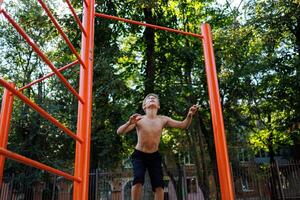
[
  {"left": 0, "top": 147, "right": 81, "bottom": 182},
  {"left": 83, "top": 0, "right": 88, "bottom": 7},
  {"left": 95, "top": 12, "right": 203, "bottom": 38},
  {"left": 65, "top": 0, "right": 87, "bottom": 36},
  {"left": 18, "top": 60, "right": 79, "bottom": 92},
  {"left": 0, "top": 79, "right": 83, "bottom": 143},
  {"left": 1, "top": 10, "right": 84, "bottom": 103},
  {"left": 201, "top": 23, "right": 235, "bottom": 200},
  {"left": 73, "top": 0, "right": 95, "bottom": 198},
  {"left": 0, "top": 83, "right": 15, "bottom": 184},
  {"left": 37, "top": 0, "right": 86, "bottom": 69}
]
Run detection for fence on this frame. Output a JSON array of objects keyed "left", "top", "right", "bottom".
[
  {"left": 0, "top": 161, "right": 299, "bottom": 200},
  {"left": 233, "top": 160, "right": 300, "bottom": 200}
]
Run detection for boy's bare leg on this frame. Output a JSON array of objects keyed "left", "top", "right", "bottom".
[
  {"left": 154, "top": 187, "right": 164, "bottom": 200},
  {"left": 132, "top": 183, "right": 143, "bottom": 200}
]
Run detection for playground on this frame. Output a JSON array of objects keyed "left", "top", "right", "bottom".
[{"left": 0, "top": 0, "right": 299, "bottom": 199}]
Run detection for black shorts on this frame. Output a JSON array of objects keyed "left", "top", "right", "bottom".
[{"left": 131, "top": 149, "right": 164, "bottom": 191}]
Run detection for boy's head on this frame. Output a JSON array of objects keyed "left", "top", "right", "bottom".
[{"left": 142, "top": 93, "right": 160, "bottom": 111}]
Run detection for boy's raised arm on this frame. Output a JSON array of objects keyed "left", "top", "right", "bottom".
[
  {"left": 117, "top": 114, "right": 142, "bottom": 135},
  {"left": 165, "top": 105, "right": 198, "bottom": 129}
]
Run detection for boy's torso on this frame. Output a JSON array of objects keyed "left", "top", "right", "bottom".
[{"left": 135, "top": 115, "right": 167, "bottom": 153}]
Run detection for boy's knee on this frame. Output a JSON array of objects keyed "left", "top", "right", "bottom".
[
  {"left": 154, "top": 186, "right": 164, "bottom": 193},
  {"left": 132, "top": 183, "right": 143, "bottom": 191},
  {"left": 132, "top": 183, "right": 143, "bottom": 188},
  {"left": 133, "top": 173, "right": 145, "bottom": 186}
]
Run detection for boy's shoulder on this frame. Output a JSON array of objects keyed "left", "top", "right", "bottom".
[{"left": 158, "top": 115, "right": 170, "bottom": 120}]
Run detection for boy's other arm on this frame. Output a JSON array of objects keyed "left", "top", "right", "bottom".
[
  {"left": 117, "top": 114, "right": 142, "bottom": 135},
  {"left": 165, "top": 105, "right": 198, "bottom": 129}
]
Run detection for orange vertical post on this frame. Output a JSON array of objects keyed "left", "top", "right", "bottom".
[
  {"left": 73, "top": 0, "right": 95, "bottom": 199},
  {"left": 201, "top": 23, "right": 235, "bottom": 200},
  {"left": 0, "top": 83, "right": 15, "bottom": 184}
]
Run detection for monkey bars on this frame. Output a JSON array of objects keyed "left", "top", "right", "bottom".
[
  {"left": 37, "top": 0, "right": 86, "bottom": 68},
  {"left": 65, "top": 0, "right": 86, "bottom": 36},
  {"left": 1, "top": 10, "right": 84, "bottom": 103},
  {"left": 0, "top": 0, "right": 94, "bottom": 199},
  {"left": 0, "top": 0, "right": 235, "bottom": 199},
  {"left": 18, "top": 60, "right": 79, "bottom": 92}
]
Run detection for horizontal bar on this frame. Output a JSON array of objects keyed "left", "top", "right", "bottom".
[
  {"left": 0, "top": 147, "right": 81, "bottom": 182},
  {"left": 1, "top": 10, "right": 84, "bottom": 104},
  {"left": 65, "top": 0, "right": 87, "bottom": 36},
  {"left": 0, "top": 79, "right": 83, "bottom": 143},
  {"left": 37, "top": 0, "right": 86, "bottom": 69},
  {"left": 19, "top": 60, "right": 79, "bottom": 92},
  {"left": 94, "top": 12, "right": 203, "bottom": 38}
]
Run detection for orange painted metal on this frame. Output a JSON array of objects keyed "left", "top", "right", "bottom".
[
  {"left": 83, "top": 0, "right": 88, "bottom": 7},
  {"left": 65, "top": 0, "right": 87, "bottom": 36},
  {"left": 0, "top": 84, "right": 14, "bottom": 184},
  {"left": 73, "top": 0, "right": 95, "bottom": 199},
  {"left": 0, "top": 147, "right": 81, "bottom": 182},
  {"left": 37, "top": 0, "right": 86, "bottom": 68},
  {"left": 1, "top": 10, "right": 84, "bottom": 103},
  {"left": 0, "top": 79, "right": 83, "bottom": 143},
  {"left": 18, "top": 60, "right": 79, "bottom": 92},
  {"left": 201, "top": 23, "right": 235, "bottom": 200},
  {"left": 95, "top": 12, "right": 203, "bottom": 38}
]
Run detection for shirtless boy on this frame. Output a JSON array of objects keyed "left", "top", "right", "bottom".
[{"left": 117, "top": 93, "right": 198, "bottom": 200}]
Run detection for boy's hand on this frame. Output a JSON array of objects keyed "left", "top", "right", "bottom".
[
  {"left": 188, "top": 105, "right": 198, "bottom": 117},
  {"left": 129, "top": 114, "right": 142, "bottom": 125}
]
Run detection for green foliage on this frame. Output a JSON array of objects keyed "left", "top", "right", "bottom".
[{"left": 214, "top": 0, "right": 300, "bottom": 162}]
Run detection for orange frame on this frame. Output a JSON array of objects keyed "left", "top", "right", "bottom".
[{"left": 0, "top": 0, "right": 234, "bottom": 199}]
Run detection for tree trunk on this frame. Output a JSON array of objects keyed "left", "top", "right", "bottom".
[
  {"left": 197, "top": 112, "right": 220, "bottom": 198},
  {"left": 195, "top": 118, "right": 210, "bottom": 199},
  {"left": 268, "top": 131, "right": 281, "bottom": 200},
  {"left": 143, "top": 7, "right": 155, "bottom": 95}
]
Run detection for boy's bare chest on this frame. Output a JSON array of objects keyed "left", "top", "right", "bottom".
[{"left": 137, "top": 117, "right": 165, "bottom": 133}]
